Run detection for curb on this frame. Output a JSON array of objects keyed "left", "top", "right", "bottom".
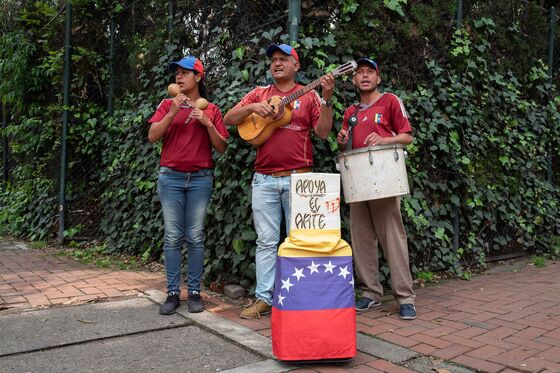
[{"left": 145, "top": 289, "right": 296, "bottom": 372}]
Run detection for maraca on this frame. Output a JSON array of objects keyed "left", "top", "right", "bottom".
[
  {"left": 184, "top": 98, "right": 210, "bottom": 125},
  {"left": 194, "top": 98, "right": 208, "bottom": 110},
  {"left": 167, "top": 83, "right": 181, "bottom": 97}
]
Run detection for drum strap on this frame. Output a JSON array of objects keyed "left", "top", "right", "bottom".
[{"left": 346, "top": 104, "right": 360, "bottom": 151}]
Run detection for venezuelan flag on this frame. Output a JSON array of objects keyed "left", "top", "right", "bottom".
[{"left": 272, "top": 229, "right": 356, "bottom": 361}]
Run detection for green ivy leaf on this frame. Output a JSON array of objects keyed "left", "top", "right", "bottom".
[
  {"left": 383, "top": 0, "right": 406, "bottom": 17},
  {"left": 234, "top": 47, "right": 244, "bottom": 60}
]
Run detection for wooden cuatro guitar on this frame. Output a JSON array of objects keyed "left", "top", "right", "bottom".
[{"left": 237, "top": 60, "right": 357, "bottom": 146}]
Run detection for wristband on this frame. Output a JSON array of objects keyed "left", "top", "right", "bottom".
[{"left": 320, "top": 98, "right": 333, "bottom": 107}]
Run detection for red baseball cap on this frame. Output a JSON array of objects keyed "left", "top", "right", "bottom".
[
  {"left": 266, "top": 44, "right": 299, "bottom": 62},
  {"left": 168, "top": 56, "right": 205, "bottom": 78}
]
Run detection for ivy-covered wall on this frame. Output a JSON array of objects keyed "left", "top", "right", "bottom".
[{"left": 1, "top": 1, "right": 559, "bottom": 291}]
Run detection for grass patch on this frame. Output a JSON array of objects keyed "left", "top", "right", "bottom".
[
  {"left": 531, "top": 256, "right": 546, "bottom": 268},
  {"left": 416, "top": 271, "right": 435, "bottom": 283},
  {"left": 56, "top": 243, "right": 158, "bottom": 271},
  {"left": 30, "top": 241, "right": 49, "bottom": 249},
  {"left": 414, "top": 270, "right": 444, "bottom": 287}
]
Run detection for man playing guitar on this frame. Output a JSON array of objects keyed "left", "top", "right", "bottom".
[{"left": 224, "top": 43, "right": 335, "bottom": 319}]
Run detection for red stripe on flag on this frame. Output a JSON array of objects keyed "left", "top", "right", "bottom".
[{"left": 271, "top": 307, "right": 356, "bottom": 361}]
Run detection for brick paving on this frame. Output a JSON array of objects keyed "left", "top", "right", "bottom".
[
  {"left": 209, "top": 260, "right": 560, "bottom": 373},
  {"left": 0, "top": 245, "right": 165, "bottom": 309},
  {"left": 2, "top": 240, "right": 560, "bottom": 372}
]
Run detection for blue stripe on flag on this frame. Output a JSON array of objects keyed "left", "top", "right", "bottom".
[{"left": 273, "top": 256, "right": 355, "bottom": 311}]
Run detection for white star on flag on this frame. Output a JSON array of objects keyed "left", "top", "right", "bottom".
[
  {"left": 338, "top": 265, "right": 350, "bottom": 279},
  {"left": 281, "top": 278, "right": 294, "bottom": 292},
  {"left": 307, "top": 261, "right": 320, "bottom": 274},
  {"left": 323, "top": 261, "right": 336, "bottom": 274},
  {"left": 349, "top": 277, "right": 355, "bottom": 286},
  {"left": 292, "top": 267, "right": 306, "bottom": 281},
  {"left": 277, "top": 294, "right": 286, "bottom": 305}
]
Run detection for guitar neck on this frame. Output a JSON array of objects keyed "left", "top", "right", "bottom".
[
  {"left": 277, "top": 60, "right": 356, "bottom": 107},
  {"left": 280, "top": 78, "right": 323, "bottom": 106}
]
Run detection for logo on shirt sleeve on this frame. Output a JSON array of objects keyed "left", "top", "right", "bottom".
[{"left": 374, "top": 113, "right": 383, "bottom": 123}]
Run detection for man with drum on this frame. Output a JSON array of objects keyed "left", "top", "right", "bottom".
[{"left": 337, "top": 58, "right": 416, "bottom": 320}]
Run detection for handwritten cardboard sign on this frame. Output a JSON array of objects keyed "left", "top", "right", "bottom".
[{"left": 290, "top": 173, "right": 341, "bottom": 231}]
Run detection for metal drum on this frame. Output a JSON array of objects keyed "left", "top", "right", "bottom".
[{"left": 337, "top": 145, "right": 410, "bottom": 203}]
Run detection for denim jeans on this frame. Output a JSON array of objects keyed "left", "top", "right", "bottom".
[
  {"left": 157, "top": 166, "right": 213, "bottom": 295},
  {"left": 251, "top": 172, "right": 291, "bottom": 305}
]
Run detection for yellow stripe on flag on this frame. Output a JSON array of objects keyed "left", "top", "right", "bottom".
[{"left": 279, "top": 229, "right": 352, "bottom": 257}]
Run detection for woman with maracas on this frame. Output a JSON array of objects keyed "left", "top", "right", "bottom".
[{"left": 148, "top": 56, "right": 229, "bottom": 315}]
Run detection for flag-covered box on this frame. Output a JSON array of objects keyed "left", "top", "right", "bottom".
[{"left": 271, "top": 173, "right": 356, "bottom": 361}]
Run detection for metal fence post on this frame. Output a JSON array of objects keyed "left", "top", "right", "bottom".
[
  {"left": 456, "top": 0, "right": 463, "bottom": 29},
  {"left": 288, "top": 0, "right": 301, "bottom": 43},
  {"left": 108, "top": 15, "right": 115, "bottom": 116},
  {"left": 1, "top": 102, "right": 7, "bottom": 191},
  {"left": 452, "top": 0, "right": 464, "bottom": 253},
  {"left": 58, "top": 2, "right": 72, "bottom": 245},
  {"left": 547, "top": 6, "right": 555, "bottom": 183},
  {"left": 168, "top": 0, "right": 174, "bottom": 35}
]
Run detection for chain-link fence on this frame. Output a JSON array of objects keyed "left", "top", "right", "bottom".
[
  {"left": 1, "top": 104, "right": 7, "bottom": 190},
  {"left": 1, "top": 0, "right": 558, "bottom": 257},
  {"left": 458, "top": 0, "right": 558, "bottom": 259},
  {"left": 62, "top": 1, "right": 292, "bottom": 241}
]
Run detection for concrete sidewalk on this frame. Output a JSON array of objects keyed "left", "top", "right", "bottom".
[
  {"left": 2, "top": 239, "right": 560, "bottom": 372},
  {"left": 0, "top": 296, "right": 268, "bottom": 372}
]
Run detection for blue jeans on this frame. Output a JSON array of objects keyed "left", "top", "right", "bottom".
[
  {"left": 251, "top": 172, "right": 291, "bottom": 305},
  {"left": 157, "top": 166, "right": 213, "bottom": 295}
]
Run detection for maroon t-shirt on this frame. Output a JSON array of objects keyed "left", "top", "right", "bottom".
[
  {"left": 235, "top": 84, "right": 321, "bottom": 174},
  {"left": 148, "top": 99, "right": 229, "bottom": 172},
  {"left": 342, "top": 93, "right": 412, "bottom": 149}
]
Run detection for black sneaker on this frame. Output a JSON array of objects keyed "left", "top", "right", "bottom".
[
  {"left": 399, "top": 303, "right": 417, "bottom": 320},
  {"left": 159, "top": 292, "right": 180, "bottom": 315},
  {"left": 187, "top": 291, "right": 204, "bottom": 313},
  {"left": 355, "top": 297, "right": 382, "bottom": 312}
]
